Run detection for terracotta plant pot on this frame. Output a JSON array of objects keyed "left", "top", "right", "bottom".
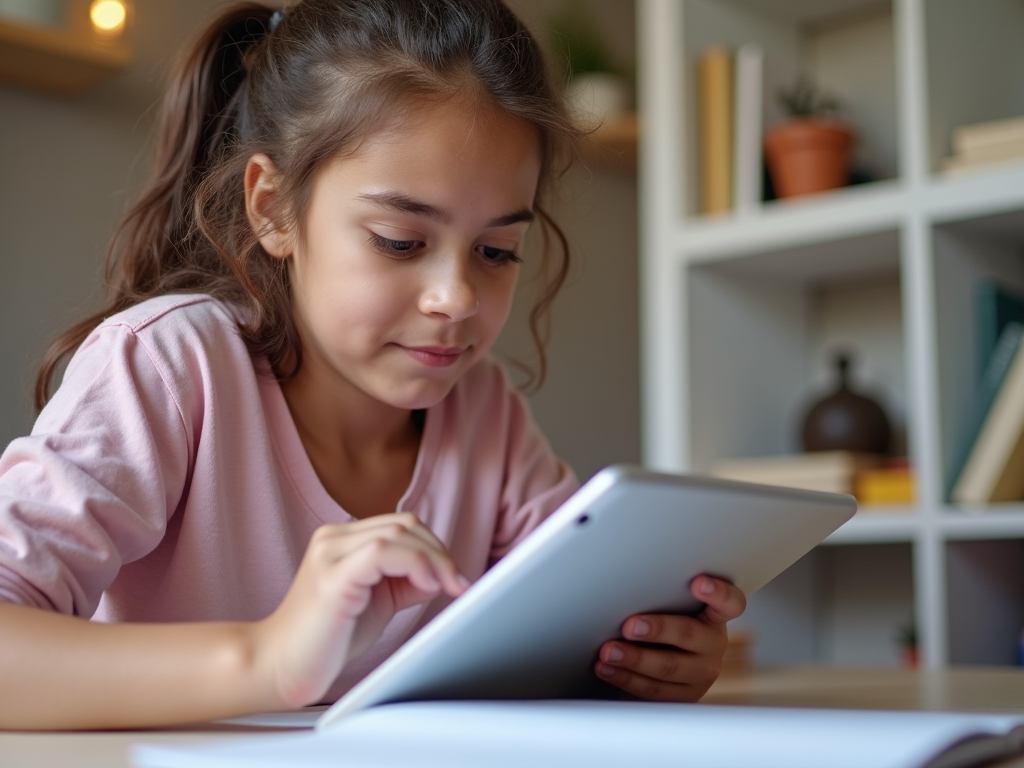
[
  {"left": 764, "top": 119, "right": 854, "bottom": 198},
  {"left": 901, "top": 646, "right": 919, "bottom": 669}
]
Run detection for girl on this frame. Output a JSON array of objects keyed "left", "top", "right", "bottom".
[{"left": 0, "top": 0, "right": 745, "bottom": 730}]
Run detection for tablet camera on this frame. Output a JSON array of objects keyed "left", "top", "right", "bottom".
[{"left": 576, "top": 513, "right": 590, "bottom": 525}]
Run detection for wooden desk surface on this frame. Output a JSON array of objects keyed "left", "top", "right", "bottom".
[{"left": 4, "top": 667, "right": 1024, "bottom": 768}]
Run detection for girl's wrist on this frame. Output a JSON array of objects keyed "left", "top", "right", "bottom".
[{"left": 240, "top": 617, "right": 298, "bottom": 712}]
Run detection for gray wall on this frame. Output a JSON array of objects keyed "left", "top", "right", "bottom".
[{"left": 0, "top": 0, "right": 639, "bottom": 483}]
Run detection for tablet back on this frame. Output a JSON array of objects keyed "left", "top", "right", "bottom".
[{"left": 318, "top": 465, "right": 856, "bottom": 729}]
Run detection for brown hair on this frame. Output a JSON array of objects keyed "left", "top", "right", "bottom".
[{"left": 35, "top": 0, "right": 580, "bottom": 411}]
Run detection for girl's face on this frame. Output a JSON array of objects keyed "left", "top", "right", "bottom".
[{"left": 272, "top": 101, "right": 542, "bottom": 411}]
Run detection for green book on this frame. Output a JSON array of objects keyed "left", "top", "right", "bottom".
[
  {"left": 976, "top": 283, "right": 1024, "bottom": 381},
  {"left": 948, "top": 321, "right": 1024, "bottom": 500}
]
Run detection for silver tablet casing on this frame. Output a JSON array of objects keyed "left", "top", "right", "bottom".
[{"left": 318, "top": 465, "right": 856, "bottom": 729}]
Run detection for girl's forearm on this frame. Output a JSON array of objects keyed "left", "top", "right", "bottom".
[{"left": 0, "top": 603, "right": 282, "bottom": 730}]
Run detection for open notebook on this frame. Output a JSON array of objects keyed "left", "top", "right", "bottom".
[{"left": 133, "top": 701, "right": 1024, "bottom": 768}]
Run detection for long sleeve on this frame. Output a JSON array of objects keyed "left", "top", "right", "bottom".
[{"left": 0, "top": 319, "right": 191, "bottom": 617}]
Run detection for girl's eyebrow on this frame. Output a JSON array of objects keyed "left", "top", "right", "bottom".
[{"left": 358, "top": 191, "right": 534, "bottom": 228}]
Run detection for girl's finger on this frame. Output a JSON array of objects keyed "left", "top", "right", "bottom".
[
  {"left": 317, "top": 512, "right": 444, "bottom": 553},
  {"left": 330, "top": 539, "right": 455, "bottom": 612},
  {"left": 597, "top": 637, "right": 717, "bottom": 686},
  {"left": 593, "top": 660, "right": 707, "bottom": 702},
  {"left": 391, "top": 511, "right": 450, "bottom": 552},
  {"left": 305, "top": 524, "right": 468, "bottom": 597},
  {"left": 618, "top": 613, "right": 727, "bottom": 657},
  {"left": 310, "top": 520, "right": 450, "bottom": 567},
  {"left": 690, "top": 576, "right": 747, "bottom": 625}
]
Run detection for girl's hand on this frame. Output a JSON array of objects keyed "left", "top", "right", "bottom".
[
  {"left": 594, "top": 575, "right": 747, "bottom": 701},
  {"left": 251, "top": 513, "right": 468, "bottom": 709}
]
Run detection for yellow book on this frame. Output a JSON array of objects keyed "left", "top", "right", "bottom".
[{"left": 698, "top": 46, "right": 733, "bottom": 215}]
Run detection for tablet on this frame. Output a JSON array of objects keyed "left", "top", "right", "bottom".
[{"left": 317, "top": 464, "right": 856, "bottom": 730}]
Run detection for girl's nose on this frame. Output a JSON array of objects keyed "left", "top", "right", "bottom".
[{"left": 419, "top": 256, "right": 479, "bottom": 322}]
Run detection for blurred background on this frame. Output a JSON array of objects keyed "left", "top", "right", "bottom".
[{"left": 0, "top": 0, "right": 640, "bottom": 483}]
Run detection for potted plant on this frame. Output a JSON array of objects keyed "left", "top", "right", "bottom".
[
  {"left": 548, "top": 3, "right": 630, "bottom": 129},
  {"left": 764, "top": 77, "right": 854, "bottom": 198},
  {"left": 896, "top": 622, "right": 918, "bottom": 669}
]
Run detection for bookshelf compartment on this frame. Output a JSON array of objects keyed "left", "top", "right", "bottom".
[
  {"left": 946, "top": 539, "right": 1024, "bottom": 666},
  {"left": 687, "top": 228, "right": 906, "bottom": 474},
  {"left": 925, "top": 0, "right": 1024, "bottom": 177},
  {"left": 680, "top": 0, "right": 899, "bottom": 220},
  {"left": 932, "top": 209, "right": 1024, "bottom": 505},
  {"left": 641, "top": 0, "right": 1024, "bottom": 666},
  {"left": 734, "top": 542, "right": 915, "bottom": 668}
]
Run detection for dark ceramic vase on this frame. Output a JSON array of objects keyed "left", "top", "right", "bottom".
[{"left": 801, "top": 353, "right": 891, "bottom": 454}]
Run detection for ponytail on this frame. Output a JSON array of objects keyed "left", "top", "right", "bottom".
[
  {"left": 36, "top": 0, "right": 582, "bottom": 410},
  {"left": 35, "top": 4, "right": 275, "bottom": 410}
]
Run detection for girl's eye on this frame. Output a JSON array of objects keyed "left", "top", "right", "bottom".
[
  {"left": 478, "top": 245, "right": 523, "bottom": 265},
  {"left": 369, "top": 233, "right": 422, "bottom": 258}
]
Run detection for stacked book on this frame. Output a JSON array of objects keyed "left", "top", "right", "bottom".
[
  {"left": 942, "top": 115, "right": 1024, "bottom": 177},
  {"left": 695, "top": 44, "right": 789, "bottom": 216},
  {"left": 712, "top": 451, "right": 914, "bottom": 507}
]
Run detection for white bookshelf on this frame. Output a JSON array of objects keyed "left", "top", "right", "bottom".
[{"left": 638, "top": 0, "right": 1024, "bottom": 670}]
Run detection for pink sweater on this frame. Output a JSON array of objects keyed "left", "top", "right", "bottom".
[{"left": 0, "top": 295, "right": 577, "bottom": 699}]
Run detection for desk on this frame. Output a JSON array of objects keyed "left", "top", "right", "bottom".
[{"left": 4, "top": 667, "right": 1024, "bottom": 768}]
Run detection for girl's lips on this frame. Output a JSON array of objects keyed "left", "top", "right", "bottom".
[{"left": 401, "top": 345, "right": 467, "bottom": 368}]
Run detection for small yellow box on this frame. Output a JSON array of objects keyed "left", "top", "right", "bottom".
[{"left": 855, "top": 468, "right": 915, "bottom": 505}]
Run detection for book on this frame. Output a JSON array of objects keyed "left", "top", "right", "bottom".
[
  {"left": 132, "top": 700, "right": 1024, "bottom": 768},
  {"left": 697, "top": 45, "right": 733, "bottom": 215},
  {"left": 953, "top": 114, "right": 1024, "bottom": 156},
  {"left": 941, "top": 149, "right": 1024, "bottom": 177},
  {"left": 943, "top": 116, "right": 1024, "bottom": 176},
  {"left": 712, "top": 451, "right": 881, "bottom": 495},
  {"left": 732, "top": 43, "right": 762, "bottom": 215},
  {"left": 947, "top": 321, "right": 1024, "bottom": 500},
  {"left": 976, "top": 283, "right": 1024, "bottom": 380},
  {"left": 951, "top": 321, "right": 1024, "bottom": 504}
]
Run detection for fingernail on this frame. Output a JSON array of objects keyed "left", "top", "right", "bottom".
[
  {"left": 456, "top": 573, "right": 472, "bottom": 589},
  {"left": 597, "top": 664, "right": 616, "bottom": 679},
  {"left": 699, "top": 577, "right": 716, "bottom": 595},
  {"left": 606, "top": 644, "right": 625, "bottom": 663},
  {"left": 631, "top": 618, "right": 650, "bottom": 638}
]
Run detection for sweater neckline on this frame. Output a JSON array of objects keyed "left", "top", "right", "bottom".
[{"left": 259, "top": 371, "right": 444, "bottom": 526}]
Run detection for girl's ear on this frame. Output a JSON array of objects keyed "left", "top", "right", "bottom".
[{"left": 245, "top": 153, "right": 294, "bottom": 258}]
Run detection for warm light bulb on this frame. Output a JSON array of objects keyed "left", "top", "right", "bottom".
[{"left": 90, "top": 0, "right": 127, "bottom": 34}]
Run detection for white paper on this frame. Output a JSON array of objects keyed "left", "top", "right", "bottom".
[{"left": 132, "top": 700, "right": 1024, "bottom": 768}]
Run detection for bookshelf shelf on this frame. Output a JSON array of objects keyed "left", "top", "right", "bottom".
[
  {"left": 639, "top": 0, "right": 1024, "bottom": 670},
  {"left": 679, "top": 181, "right": 906, "bottom": 262},
  {"left": 824, "top": 511, "right": 920, "bottom": 545},
  {"left": 0, "top": 10, "right": 132, "bottom": 95},
  {"left": 940, "top": 509, "right": 1024, "bottom": 540}
]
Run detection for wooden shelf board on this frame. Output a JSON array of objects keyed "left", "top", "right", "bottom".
[
  {"left": 678, "top": 179, "right": 905, "bottom": 262},
  {"left": 823, "top": 510, "right": 919, "bottom": 545},
  {"left": 676, "top": 165, "right": 1024, "bottom": 265},
  {"left": 0, "top": 17, "right": 132, "bottom": 95},
  {"left": 940, "top": 507, "right": 1024, "bottom": 540},
  {"left": 578, "top": 112, "right": 638, "bottom": 173}
]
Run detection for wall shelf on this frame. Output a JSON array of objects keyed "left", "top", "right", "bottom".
[
  {"left": 580, "top": 112, "right": 639, "bottom": 173},
  {"left": 0, "top": 16, "right": 132, "bottom": 95}
]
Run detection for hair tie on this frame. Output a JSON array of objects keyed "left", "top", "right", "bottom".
[{"left": 268, "top": 8, "right": 287, "bottom": 32}]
